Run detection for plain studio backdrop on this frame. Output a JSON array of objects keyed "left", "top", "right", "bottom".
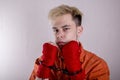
[{"left": 0, "top": 0, "right": 120, "bottom": 80}]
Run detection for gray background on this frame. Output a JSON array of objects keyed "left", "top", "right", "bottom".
[{"left": 0, "top": 0, "right": 120, "bottom": 80}]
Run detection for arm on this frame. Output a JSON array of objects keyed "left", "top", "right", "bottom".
[
  {"left": 84, "top": 52, "right": 110, "bottom": 80},
  {"left": 29, "top": 58, "right": 41, "bottom": 80},
  {"left": 62, "top": 41, "right": 85, "bottom": 80},
  {"left": 29, "top": 42, "right": 58, "bottom": 80},
  {"left": 36, "top": 43, "right": 58, "bottom": 78},
  {"left": 29, "top": 59, "right": 50, "bottom": 80},
  {"left": 89, "top": 59, "right": 110, "bottom": 80}
]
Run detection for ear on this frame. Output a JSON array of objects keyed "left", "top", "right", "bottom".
[{"left": 77, "top": 26, "right": 83, "bottom": 36}]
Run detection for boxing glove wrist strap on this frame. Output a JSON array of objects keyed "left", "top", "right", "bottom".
[
  {"left": 62, "top": 68, "right": 83, "bottom": 76},
  {"left": 39, "top": 61, "right": 53, "bottom": 68},
  {"left": 39, "top": 61, "right": 83, "bottom": 76}
]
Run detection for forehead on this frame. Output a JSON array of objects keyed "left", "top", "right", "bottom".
[{"left": 50, "top": 14, "right": 75, "bottom": 28}]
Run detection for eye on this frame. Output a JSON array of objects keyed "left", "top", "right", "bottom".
[
  {"left": 53, "top": 29, "right": 59, "bottom": 33},
  {"left": 63, "top": 27, "right": 70, "bottom": 31}
]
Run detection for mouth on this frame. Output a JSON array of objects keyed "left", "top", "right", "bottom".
[{"left": 57, "top": 41, "right": 66, "bottom": 46}]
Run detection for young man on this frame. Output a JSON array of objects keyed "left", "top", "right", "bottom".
[{"left": 29, "top": 5, "right": 110, "bottom": 80}]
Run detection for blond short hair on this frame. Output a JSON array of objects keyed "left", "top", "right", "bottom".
[{"left": 48, "top": 4, "right": 83, "bottom": 26}]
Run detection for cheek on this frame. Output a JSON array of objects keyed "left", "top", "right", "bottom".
[
  {"left": 66, "top": 31, "right": 77, "bottom": 40},
  {"left": 54, "top": 34, "right": 57, "bottom": 39},
  {"left": 52, "top": 33, "right": 56, "bottom": 39}
]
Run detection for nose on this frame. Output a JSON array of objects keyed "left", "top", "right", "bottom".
[{"left": 56, "top": 30, "right": 64, "bottom": 40}]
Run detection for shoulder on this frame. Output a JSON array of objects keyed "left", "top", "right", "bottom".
[
  {"left": 81, "top": 49, "right": 110, "bottom": 79},
  {"left": 83, "top": 49, "right": 108, "bottom": 66}
]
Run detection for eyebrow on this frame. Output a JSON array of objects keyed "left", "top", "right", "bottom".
[{"left": 52, "top": 24, "right": 70, "bottom": 29}]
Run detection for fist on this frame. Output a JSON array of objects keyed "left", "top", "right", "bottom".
[{"left": 36, "top": 42, "right": 58, "bottom": 78}]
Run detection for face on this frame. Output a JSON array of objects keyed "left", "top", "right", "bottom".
[{"left": 50, "top": 14, "right": 83, "bottom": 46}]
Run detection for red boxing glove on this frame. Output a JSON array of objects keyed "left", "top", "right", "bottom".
[
  {"left": 37, "top": 43, "right": 58, "bottom": 78},
  {"left": 62, "top": 41, "right": 85, "bottom": 80}
]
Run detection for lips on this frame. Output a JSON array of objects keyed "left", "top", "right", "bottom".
[{"left": 57, "top": 41, "right": 66, "bottom": 46}]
